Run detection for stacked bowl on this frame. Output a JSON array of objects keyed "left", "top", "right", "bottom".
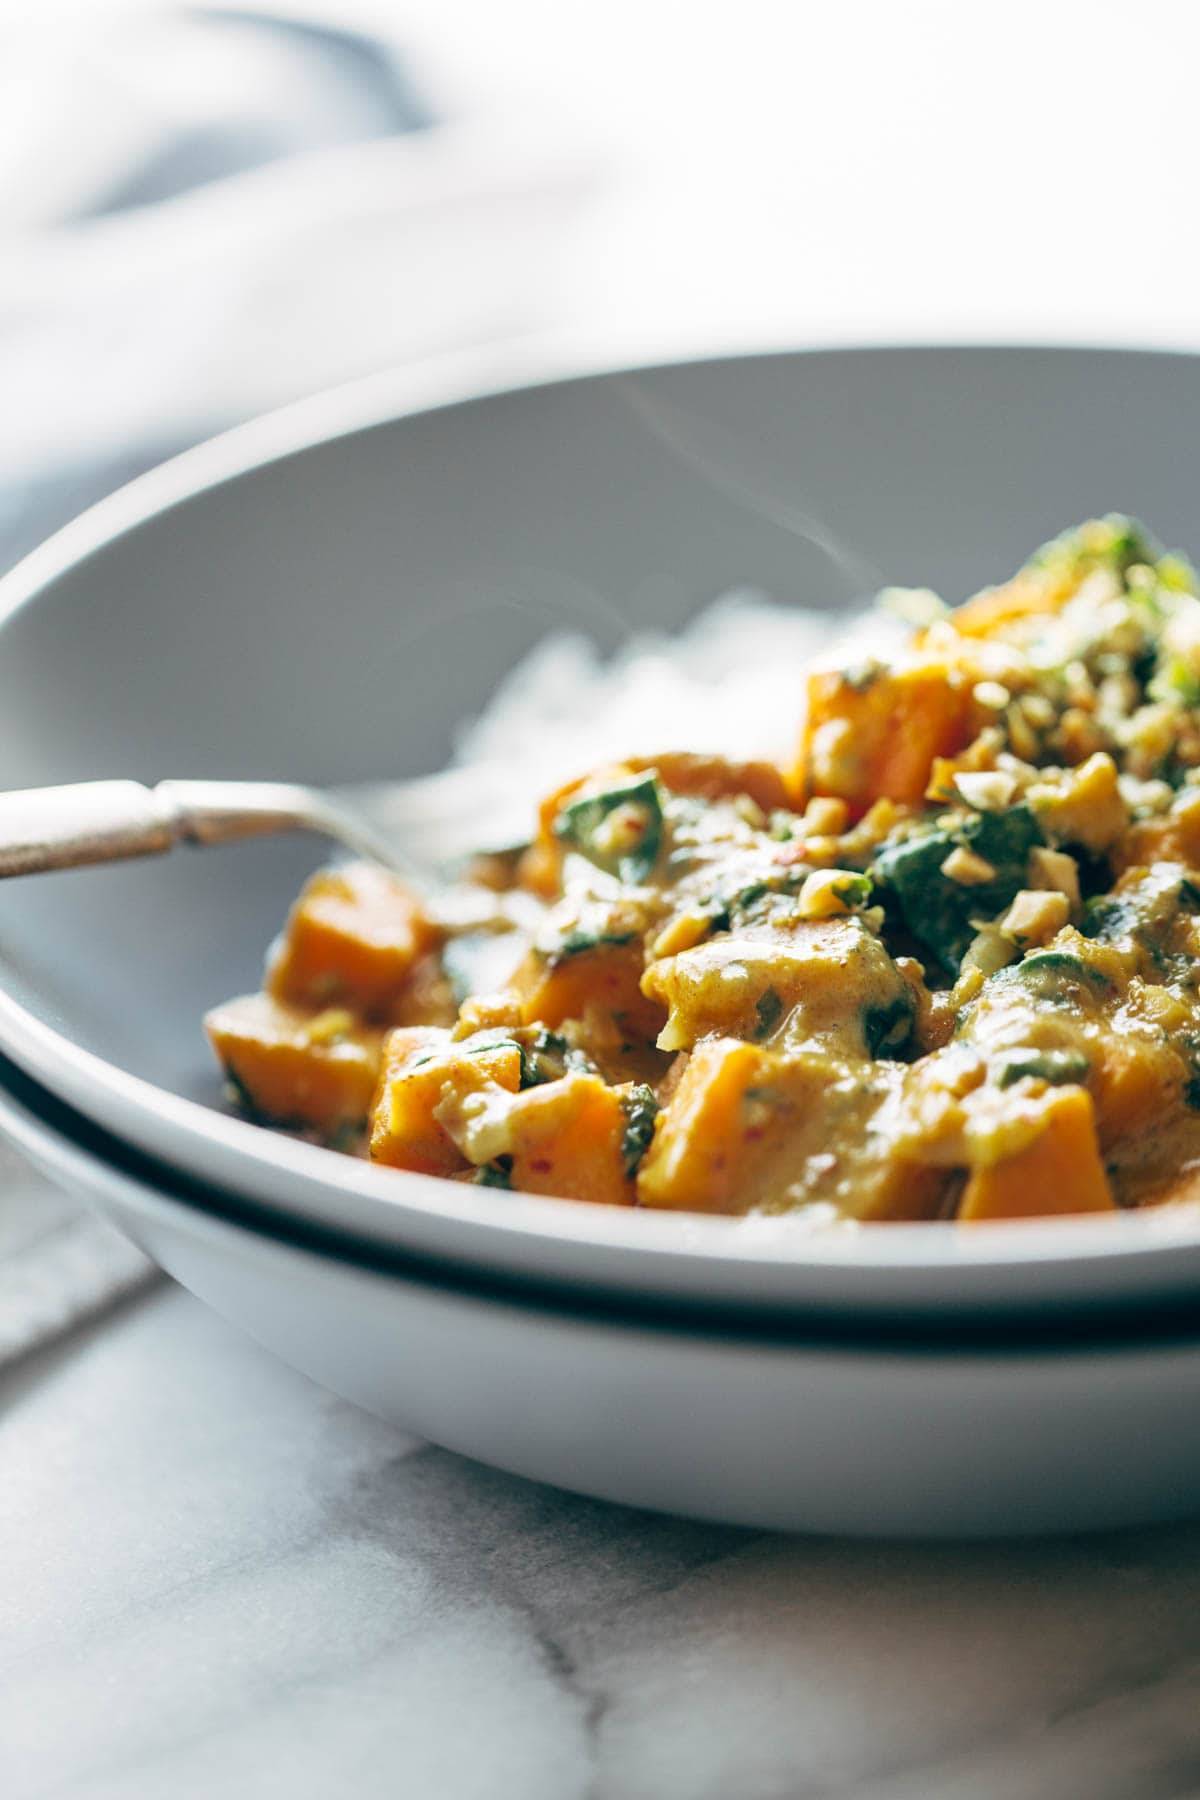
[{"left": 3, "top": 344, "right": 1200, "bottom": 1536}]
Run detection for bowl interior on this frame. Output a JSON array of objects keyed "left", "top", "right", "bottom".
[{"left": 4, "top": 344, "right": 1200, "bottom": 1312}]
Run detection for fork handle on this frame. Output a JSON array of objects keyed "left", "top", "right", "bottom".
[
  {"left": 0, "top": 779, "right": 325, "bottom": 878},
  {"left": 0, "top": 781, "right": 176, "bottom": 877}
]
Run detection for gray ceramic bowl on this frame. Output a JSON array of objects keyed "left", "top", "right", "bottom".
[{"left": 3, "top": 345, "right": 1200, "bottom": 1323}]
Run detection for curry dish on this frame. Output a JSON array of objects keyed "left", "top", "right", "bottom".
[{"left": 206, "top": 518, "right": 1200, "bottom": 1222}]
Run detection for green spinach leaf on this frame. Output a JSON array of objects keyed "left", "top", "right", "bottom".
[
  {"left": 871, "top": 804, "right": 1043, "bottom": 974},
  {"left": 554, "top": 775, "right": 664, "bottom": 884}
]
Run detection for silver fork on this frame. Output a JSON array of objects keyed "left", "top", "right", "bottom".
[{"left": 0, "top": 771, "right": 533, "bottom": 900}]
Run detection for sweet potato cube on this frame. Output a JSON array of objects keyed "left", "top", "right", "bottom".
[
  {"left": 266, "top": 862, "right": 440, "bottom": 1018},
  {"left": 206, "top": 992, "right": 382, "bottom": 1136},
  {"left": 369, "top": 1027, "right": 523, "bottom": 1175},
  {"left": 637, "top": 1040, "right": 772, "bottom": 1213},
  {"left": 638, "top": 1038, "right": 944, "bottom": 1218},
  {"left": 510, "top": 942, "right": 665, "bottom": 1043},
  {"left": 1090, "top": 1037, "right": 1183, "bottom": 1149},
  {"left": 627, "top": 753, "right": 789, "bottom": 813},
  {"left": 794, "top": 661, "right": 974, "bottom": 813},
  {"left": 506, "top": 1073, "right": 633, "bottom": 1207},
  {"left": 959, "top": 1086, "right": 1115, "bottom": 1221},
  {"left": 949, "top": 573, "right": 1066, "bottom": 638}
]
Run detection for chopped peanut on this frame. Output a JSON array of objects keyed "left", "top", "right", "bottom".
[
  {"left": 940, "top": 846, "right": 998, "bottom": 886},
  {"left": 999, "top": 888, "right": 1071, "bottom": 946},
  {"left": 1026, "top": 846, "right": 1081, "bottom": 910},
  {"left": 1029, "top": 752, "right": 1128, "bottom": 853},
  {"left": 953, "top": 769, "right": 1017, "bottom": 812}
]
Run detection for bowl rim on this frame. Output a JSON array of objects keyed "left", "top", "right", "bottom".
[
  {"left": 5, "top": 337, "right": 1200, "bottom": 1308},
  {"left": 8, "top": 1046, "right": 1200, "bottom": 1352}
]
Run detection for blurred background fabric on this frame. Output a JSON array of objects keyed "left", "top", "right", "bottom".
[
  {"left": 6, "top": 0, "right": 1200, "bottom": 574},
  {"left": 0, "top": 0, "right": 598, "bottom": 571}
]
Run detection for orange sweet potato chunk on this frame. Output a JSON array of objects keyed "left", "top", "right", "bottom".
[
  {"left": 958, "top": 1086, "right": 1116, "bottom": 1221},
  {"left": 949, "top": 577, "right": 1059, "bottom": 638},
  {"left": 1089, "top": 1037, "right": 1184, "bottom": 1150},
  {"left": 637, "top": 1038, "right": 946, "bottom": 1218},
  {"left": 637, "top": 1039, "right": 769, "bottom": 1213},
  {"left": 369, "top": 1027, "right": 522, "bottom": 1175},
  {"left": 947, "top": 559, "right": 1086, "bottom": 640},
  {"left": 510, "top": 942, "right": 665, "bottom": 1043},
  {"left": 793, "top": 661, "right": 974, "bottom": 814},
  {"left": 629, "top": 753, "right": 789, "bottom": 813},
  {"left": 206, "top": 992, "right": 382, "bottom": 1135},
  {"left": 1111, "top": 793, "right": 1200, "bottom": 874},
  {"left": 505, "top": 1073, "right": 633, "bottom": 1207},
  {"left": 266, "top": 862, "right": 440, "bottom": 1019}
]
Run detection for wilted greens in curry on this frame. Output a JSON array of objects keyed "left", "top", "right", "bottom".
[{"left": 206, "top": 519, "right": 1200, "bottom": 1221}]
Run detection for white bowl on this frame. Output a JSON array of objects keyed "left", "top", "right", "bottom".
[
  {"left": 5, "top": 1052, "right": 1200, "bottom": 1537},
  {"left": 3, "top": 346, "right": 1200, "bottom": 1321}
]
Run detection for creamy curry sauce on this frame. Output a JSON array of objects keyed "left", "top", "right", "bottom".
[{"left": 206, "top": 519, "right": 1200, "bottom": 1221}]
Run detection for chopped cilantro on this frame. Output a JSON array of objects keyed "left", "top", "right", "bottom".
[
  {"left": 1031, "top": 514, "right": 1157, "bottom": 579},
  {"left": 712, "top": 879, "right": 770, "bottom": 931},
  {"left": 463, "top": 1034, "right": 522, "bottom": 1057},
  {"left": 754, "top": 987, "right": 784, "bottom": 1039},
  {"left": 327, "top": 1119, "right": 368, "bottom": 1153},
  {"left": 475, "top": 1157, "right": 513, "bottom": 1189},
  {"left": 518, "top": 1029, "right": 593, "bottom": 1087},
  {"left": 1015, "top": 950, "right": 1111, "bottom": 997},
  {"left": 731, "top": 880, "right": 770, "bottom": 914},
  {"left": 1150, "top": 651, "right": 1200, "bottom": 710},
  {"left": 862, "top": 991, "right": 915, "bottom": 1059},
  {"left": 833, "top": 872, "right": 874, "bottom": 910},
  {"left": 1080, "top": 895, "right": 1138, "bottom": 943},
  {"left": 620, "top": 1084, "right": 660, "bottom": 1177},
  {"left": 1104, "top": 517, "right": 1157, "bottom": 574},
  {"left": 996, "top": 1048, "right": 1090, "bottom": 1089},
  {"left": 222, "top": 1064, "right": 270, "bottom": 1125},
  {"left": 553, "top": 926, "right": 638, "bottom": 960}
]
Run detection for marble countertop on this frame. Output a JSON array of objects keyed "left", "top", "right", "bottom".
[{"left": 5, "top": 1260, "right": 1200, "bottom": 1800}]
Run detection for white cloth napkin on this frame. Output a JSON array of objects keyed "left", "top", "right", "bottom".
[
  {"left": 0, "top": 1140, "right": 158, "bottom": 1367},
  {"left": 0, "top": 4, "right": 596, "bottom": 561}
]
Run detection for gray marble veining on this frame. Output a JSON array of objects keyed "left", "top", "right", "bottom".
[{"left": 4, "top": 1285, "right": 1200, "bottom": 1800}]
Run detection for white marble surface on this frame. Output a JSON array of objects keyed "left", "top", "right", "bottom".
[{"left": 3, "top": 1264, "right": 1200, "bottom": 1800}]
